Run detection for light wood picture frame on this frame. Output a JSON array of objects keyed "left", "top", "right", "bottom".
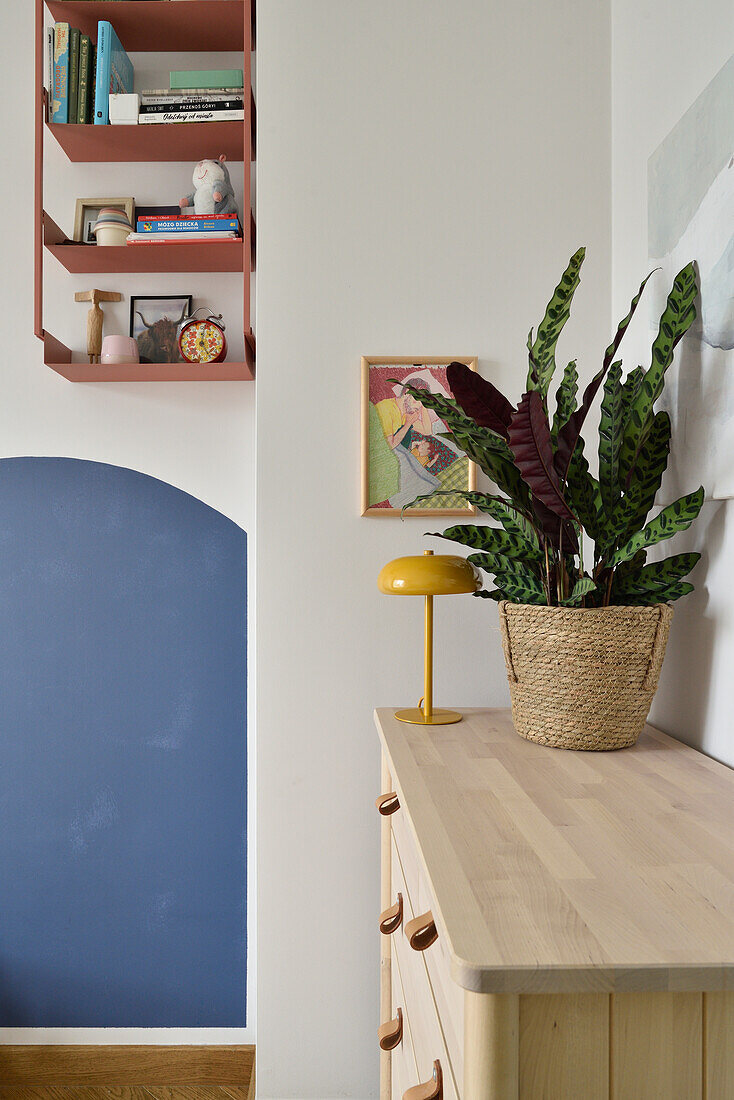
[
  {"left": 73, "top": 197, "right": 135, "bottom": 244},
  {"left": 361, "top": 356, "right": 478, "bottom": 517}
]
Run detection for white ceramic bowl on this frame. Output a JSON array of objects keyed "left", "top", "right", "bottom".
[{"left": 93, "top": 223, "right": 131, "bottom": 247}]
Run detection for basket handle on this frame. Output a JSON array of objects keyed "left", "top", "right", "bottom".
[
  {"left": 643, "top": 605, "right": 670, "bottom": 691},
  {"left": 498, "top": 603, "right": 518, "bottom": 683}
]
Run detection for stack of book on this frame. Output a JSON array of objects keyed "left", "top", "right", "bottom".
[
  {"left": 127, "top": 213, "right": 241, "bottom": 247},
  {"left": 138, "top": 71, "right": 245, "bottom": 125},
  {"left": 47, "top": 19, "right": 133, "bottom": 125}
]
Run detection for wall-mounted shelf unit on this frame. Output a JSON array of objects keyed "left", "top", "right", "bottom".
[{"left": 35, "top": 0, "right": 255, "bottom": 381}]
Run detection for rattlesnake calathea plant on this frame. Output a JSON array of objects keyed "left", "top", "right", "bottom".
[{"left": 399, "top": 248, "right": 704, "bottom": 608}]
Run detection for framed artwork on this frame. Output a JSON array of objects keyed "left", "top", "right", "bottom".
[
  {"left": 130, "top": 295, "right": 193, "bottom": 364},
  {"left": 361, "top": 357, "right": 478, "bottom": 517},
  {"left": 74, "top": 197, "right": 135, "bottom": 244}
]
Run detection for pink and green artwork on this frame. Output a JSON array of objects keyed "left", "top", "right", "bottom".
[{"left": 361, "top": 357, "right": 477, "bottom": 516}]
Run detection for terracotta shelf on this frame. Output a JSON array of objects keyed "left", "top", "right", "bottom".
[
  {"left": 47, "top": 241, "right": 246, "bottom": 275},
  {"left": 43, "top": 212, "right": 256, "bottom": 273},
  {"left": 45, "top": 1, "right": 245, "bottom": 52},
  {"left": 35, "top": 0, "right": 255, "bottom": 375},
  {"left": 43, "top": 332, "right": 255, "bottom": 382},
  {"left": 47, "top": 117, "right": 253, "bottom": 164}
]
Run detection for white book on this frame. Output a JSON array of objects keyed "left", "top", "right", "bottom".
[
  {"left": 127, "top": 231, "right": 238, "bottom": 242},
  {"left": 140, "top": 93, "right": 245, "bottom": 107},
  {"left": 138, "top": 110, "right": 245, "bottom": 125},
  {"left": 45, "top": 26, "right": 54, "bottom": 93}
]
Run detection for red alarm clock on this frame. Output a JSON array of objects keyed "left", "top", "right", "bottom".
[{"left": 178, "top": 307, "right": 228, "bottom": 364}]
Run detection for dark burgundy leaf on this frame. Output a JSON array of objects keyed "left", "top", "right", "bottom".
[
  {"left": 532, "top": 500, "right": 579, "bottom": 555},
  {"left": 446, "top": 361, "right": 514, "bottom": 439},
  {"left": 508, "top": 391, "right": 577, "bottom": 524}
]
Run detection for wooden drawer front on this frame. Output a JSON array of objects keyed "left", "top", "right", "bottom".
[
  {"left": 391, "top": 924, "right": 419, "bottom": 1100},
  {"left": 392, "top": 815, "right": 464, "bottom": 1086},
  {"left": 392, "top": 838, "right": 459, "bottom": 1099}
]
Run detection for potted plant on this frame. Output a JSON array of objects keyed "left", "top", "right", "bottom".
[{"left": 400, "top": 248, "right": 703, "bottom": 750}]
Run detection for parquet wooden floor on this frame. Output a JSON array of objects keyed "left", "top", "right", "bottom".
[{"left": 0, "top": 1087, "right": 250, "bottom": 1099}]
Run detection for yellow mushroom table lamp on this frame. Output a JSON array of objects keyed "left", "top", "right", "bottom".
[{"left": 378, "top": 549, "right": 481, "bottom": 725}]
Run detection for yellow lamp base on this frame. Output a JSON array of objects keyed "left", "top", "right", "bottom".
[{"left": 394, "top": 707, "right": 464, "bottom": 726}]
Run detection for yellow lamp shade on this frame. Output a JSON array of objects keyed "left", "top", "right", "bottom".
[{"left": 377, "top": 553, "right": 481, "bottom": 596}]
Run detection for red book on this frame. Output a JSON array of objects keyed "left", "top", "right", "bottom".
[{"left": 142, "top": 213, "right": 237, "bottom": 221}]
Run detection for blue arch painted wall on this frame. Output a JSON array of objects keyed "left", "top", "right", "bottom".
[{"left": 0, "top": 458, "right": 246, "bottom": 1027}]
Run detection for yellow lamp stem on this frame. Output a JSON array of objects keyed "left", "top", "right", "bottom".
[
  {"left": 394, "top": 551, "right": 464, "bottom": 726},
  {"left": 424, "top": 593, "right": 433, "bottom": 720}
]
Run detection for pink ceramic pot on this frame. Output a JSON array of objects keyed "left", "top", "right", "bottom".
[{"left": 101, "top": 336, "right": 139, "bottom": 365}]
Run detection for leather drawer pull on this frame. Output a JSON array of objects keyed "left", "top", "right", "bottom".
[
  {"left": 379, "top": 892, "right": 403, "bottom": 935},
  {"left": 403, "top": 1059, "right": 443, "bottom": 1100},
  {"left": 378, "top": 1006, "right": 403, "bottom": 1050},
  {"left": 405, "top": 910, "right": 438, "bottom": 951},
  {"left": 376, "top": 791, "right": 400, "bottom": 815}
]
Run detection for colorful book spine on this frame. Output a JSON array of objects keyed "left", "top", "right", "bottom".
[
  {"left": 139, "top": 99, "right": 245, "bottom": 114},
  {"left": 137, "top": 217, "right": 239, "bottom": 233},
  {"left": 127, "top": 234, "right": 238, "bottom": 245},
  {"left": 51, "top": 22, "right": 69, "bottom": 124},
  {"left": 77, "top": 36, "right": 91, "bottom": 124},
  {"left": 170, "top": 69, "right": 244, "bottom": 90},
  {"left": 138, "top": 109, "right": 244, "bottom": 125},
  {"left": 68, "top": 28, "right": 80, "bottom": 125},
  {"left": 94, "top": 20, "right": 134, "bottom": 124},
  {"left": 140, "top": 88, "right": 243, "bottom": 100},
  {"left": 45, "top": 26, "right": 54, "bottom": 94}
]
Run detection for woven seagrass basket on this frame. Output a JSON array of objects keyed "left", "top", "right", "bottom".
[{"left": 498, "top": 602, "right": 673, "bottom": 751}]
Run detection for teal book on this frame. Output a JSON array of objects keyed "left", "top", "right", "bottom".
[
  {"left": 68, "top": 28, "right": 80, "bottom": 125},
  {"left": 170, "top": 69, "right": 243, "bottom": 90},
  {"left": 77, "top": 35, "right": 91, "bottom": 124},
  {"left": 94, "top": 20, "right": 134, "bottom": 124},
  {"left": 51, "top": 22, "right": 69, "bottom": 123}
]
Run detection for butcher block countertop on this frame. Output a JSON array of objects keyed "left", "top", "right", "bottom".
[{"left": 374, "top": 707, "right": 734, "bottom": 995}]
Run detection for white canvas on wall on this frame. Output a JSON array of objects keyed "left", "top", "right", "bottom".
[{"left": 648, "top": 54, "right": 734, "bottom": 501}]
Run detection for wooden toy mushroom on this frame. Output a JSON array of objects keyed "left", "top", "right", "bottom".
[{"left": 74, "top": 289, "right": 122, "bottom": 363}]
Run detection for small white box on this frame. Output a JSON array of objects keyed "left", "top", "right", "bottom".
[{"left": 109, "top": 93, "right": 140, "bottom": 125}]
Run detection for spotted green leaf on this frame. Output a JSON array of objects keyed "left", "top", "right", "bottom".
[
  {"left": 561, "top": 577, "right": 597, "bottom": 606},
  {"left": 493, "top": 572, "right": 548, "bottom": 605},
  {"left": 598, "top": 361, "right": 624, "bottom": 515},
  {"left": 612, "top": 552, "right": 701, "bottom": 595},
  {"left": 551, "top": 360, "right": 578, "bottom": 437},
  {"left": 616, "top": 581, "right": 695, "bottom": 605},
  {"left": 620, "top": 411, "right": 671, "bottom": 539},
  {"left": 610, "top": 488, "right": 704, "bottom": 567},
  {"left": 564, "top": 444, "right": 601, "bottom": 542},
  {"left": 526, "top": 248, "right": 585, "bottom": 396},
  {"left": 620, "top": 263, "right": 698, "bottom": 475},
  {"left": 427, "top": 525, "right": 544, "bottom": 562}
]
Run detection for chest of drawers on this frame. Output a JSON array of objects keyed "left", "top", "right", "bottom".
[{"left": 375, "top": 708, "right": 734, "bottom": 1099}]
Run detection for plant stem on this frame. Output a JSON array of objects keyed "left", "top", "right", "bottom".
[
  {"left": 544, "top": 542, "right": 551, "bottom": 606},
  {"left": 605, "top": 568, "right": 614, "bottom": 607}
]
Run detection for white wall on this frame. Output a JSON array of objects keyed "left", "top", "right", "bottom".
[
  {"left": 256, "top": 1, "right": 611, "bottom": 1095},
  {"left": 611, "top": 0, "right": 734, "bottom": 765},
  {"left": 0, "top": 3, "right": 255, "bottom": 1045}
]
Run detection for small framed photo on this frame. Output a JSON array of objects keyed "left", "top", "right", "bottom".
[
  {"left": 361, "top": 356, "right": 478, "bottom": 517},
  {"left": 130, "top": 295, "right": 193, "bottom": 364},
  {"left": 74, "top": 197, "right": 135, "bottom": 244}
]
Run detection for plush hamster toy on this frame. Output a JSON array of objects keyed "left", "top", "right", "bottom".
[{"left": 179, "top": 154, "right": 240, "bottom": 220}]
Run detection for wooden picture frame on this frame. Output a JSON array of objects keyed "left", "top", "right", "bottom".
[
  {"left": 73, "top": 197, "right": 135, "bottom": 244},
  {"left": 361, "top": 356, "right": 478, "bottom": 517}
]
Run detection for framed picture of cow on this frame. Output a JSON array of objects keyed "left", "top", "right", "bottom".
[{"left": 130, "top": 295, "right": 193, "bottom": 364}]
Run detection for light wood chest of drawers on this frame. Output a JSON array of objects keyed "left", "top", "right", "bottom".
[{"left": 375, "top": 707, "right": 734, "bottom": 1099}]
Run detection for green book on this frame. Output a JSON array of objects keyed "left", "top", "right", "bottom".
[
  {"left": 68, "top": 27, "right": 80, "bottom": 124},
  {"left": 170, "top": 68, "right": 244, "bottom": 90},
  {"left": 77, "top": 35, "right": 91, "bottom": 123}
]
